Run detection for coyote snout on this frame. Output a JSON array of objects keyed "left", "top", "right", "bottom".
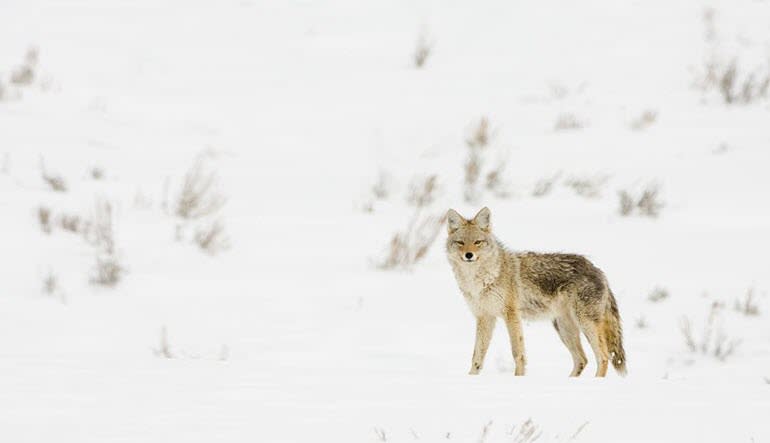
[{"left": 446, "top": 207, "right": 627, "bottom": 377}]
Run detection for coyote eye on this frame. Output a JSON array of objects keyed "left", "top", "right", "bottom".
[
  {"left": 474, "top": 240, "right": 486, "bottom": 245},
  {"left": 454, "top": 241, "right": 464, "bottom": 246}
]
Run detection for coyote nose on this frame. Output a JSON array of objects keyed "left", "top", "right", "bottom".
[{"left": 465, "top": 252, "right": 474, "bottom": 260}]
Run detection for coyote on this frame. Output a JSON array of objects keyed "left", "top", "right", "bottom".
[{"left": 446, "top": 207, "right": 626, "bottom": 377}]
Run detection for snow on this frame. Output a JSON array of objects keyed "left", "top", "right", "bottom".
[{"left": 1, "top": 0, "right": 770, "bottom": 441}]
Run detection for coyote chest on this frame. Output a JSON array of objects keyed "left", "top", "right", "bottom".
[{"left": 451, "top": 263, "right": 507, "bottom": 316}]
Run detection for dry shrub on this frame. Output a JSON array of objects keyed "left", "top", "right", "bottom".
[
  {"left": 58, "top": 213, "right": 85, "bottom": 234},
  {"left": 696, "top": 11, "right": 770, "bottom": 104},
  {"left": 153, "top": 326, "right": 174, "bottom": 359},
  {"left": 195, "top": 220, "right": 230, "bottom": 255},
  {"left": 39, "top": 157, "right": 67, "bottom": 192},
  {"left": 413, "top": 30, "right": 433, "bottom": 68},
  {"left": 42, "top": 172, "right": 67, "bottom": 192},
  {"left": 88, "top": 199, "right": 124, "bottom": 287},
  {"left": 406, "top": 175, "right": 438, "bottom": 208},
  {"left": 618, "top": 184, "right": 664, "bottom": 217},
  {"left": 637, "top": 186, "right": 664, "bottom": 217},
  {"left": 564, "top": 175, "right": 607, "bottom": 199},
  {"left": 464, "top": 152, "right": 482, "bottom": 203},
  {"left": 175, "top": 154, "right": 226, "bottom": 220},
  {"left": 680, "top": 303, "right": 740, "bottom": 361},
  {"left": 466, "top": 116, "right": 492, "bottom": 149},
  {"left": 42, "top": 269, "right": 57, "bottom": 295},
  {"left": 376, "top": 211, "right": 446, "bottom": 270},
  {"left": 10, "top": 48, "right": 38, "bottom": 86},
  {"left": 532, "top": 173, "right": 560, "bottom": 198},
  {"left": 617, "top": 190, "right": 635, "bottom": 216},
  {"left": 39, "top": 158, "right": 67, "bottom": 192},
  {"left": 554, "top": 113, "right": 583, "bottom": 131},
  {"left": 648, "top": 286, "right": 670, "bottom": 303},
  {"left": 703, "top": 60, "right": 770, "bottom": 104},
  {"left": 630, "top": 110, "right": 658, "bottom": 130},
  {"left": 485, "top": 159, "right": 511, "bottom": 198},
  {"left": 464, "top": 116, "right": 496, "bottom": 203},
  {"left": 734, "top": 288, "right": 760, "bottom": 316},
  {"left": 37, "top": 206, "right": 52, "bottom": 234},
  {"left": 371, "top": 170, "right": 392, "bottom": 200},
  {"left": 508, "top": 418, "right": 542, "bottom": 443},
  {"left": 90, "top": 167, "right": 104, "bottom": 180},
  {"left": 478, "top": 420, "right": 494, "bottom": 443},
  {"left": 173, "top": 154, "right": 230, "bottom": 254},
  {"left": 41, "top": 268, "right": 66, "bottom": 303}
]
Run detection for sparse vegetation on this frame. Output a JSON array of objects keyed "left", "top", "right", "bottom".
[
  {"left": 532, "top": 173, "right": 560, "bottom": 198},
  {"left": 40, "top": 159, "right": 67, "bottom": 192},
  {"left": 90, "top": 167, "right": 104, "bottom": 180},
  {"left": 41, "top": 269, "right": 57, "bottom": 295},
  {"left": 630, "top": 110, "right": 658, "bottom": 131},
  {"left": 618, "top": 184, "right": 664, "bottom": 217},
  {"left": 485, "top": 158, "right": 511, "bottom": 198},
  {"left": 478, "top": 420, "right": 493, "bottom": 443},
  {"left": 564, "top": 175, "right": 607, "bottom": 199},
  {"left": 88, "top": 199, "right": 124, "bottom": 287},
  {"left": 637, "top": 186, "right": 664, "bottom": 217},
  {"left": 680, "top": 303, "right": 740, "bottom": 361},
  {"left": 58, "top": 213, "right": 85, "bottom": 234},
  {"left": 648, "top": 287, "right": 670, "bottom": 303},
  {"left": 618, "top": 190, "right": 635, "bottom": 216},
  {"left": 172, "top": 153, "right": 230, "bottom": 255},
  {"left": 175, "top": 154, "right": 227, "bottom": 220},
  {"left": 41, "top": 268, "right": 66, "bottom": 303},
  {"left": 554, "top": 113, "right": 583, "bottom": 131},
  {"left": 153, "top": 326, "right": 174, "bottom": 359},
  {"left": 635, "top": 316, "right": 648, "bottom": 329},
  {"left": 371, "top": 170, "right": 392, "bottom": 200},
  {"left": 413, "top": 29, "right": 433, "bottom": 68},
  {"left": 10, "top": 47, "right": 38, "bottom": 86},
  {"left": 194, "top": 220, "right": 231, "bottom": 255},
  {"left": 734, "top": 288, "right": 760, "bottom": 316},
  {"left": 373, "top": 427, "right": 387, "bottom": 442},
  {"left": 376, "top": 211, "right": 446, "bottom": 270},
  {"left": 704, "top": 59, "right": 770, "bottom": 104},
  {"left": 464, "top": 116, "right": 497, "bottom": 203},
  {"left": 508, "top": 419, "right": 542, "bottom": 443},
  {"left": 695, "top": 9, "right": 770, "bottom": 104},
  {"left": 407, "top": 175, "right": 438, "bottom": 208},
  {"left": 37, "top": 206, "right": 51, "bottom": 234}
]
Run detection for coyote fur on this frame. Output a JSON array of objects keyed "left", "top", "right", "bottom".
[{"left": 446, "top": 207, "right": 626, "bottom": 377}]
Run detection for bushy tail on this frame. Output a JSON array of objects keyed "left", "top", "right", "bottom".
[{"left": 604, "top": 290, "right": 627, "bottom": 376}]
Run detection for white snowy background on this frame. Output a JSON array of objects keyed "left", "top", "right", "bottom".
[{"left": 1, "top": 0, "right": 769, "bottom": 441}]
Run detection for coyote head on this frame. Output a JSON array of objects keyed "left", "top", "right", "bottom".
[{"left": 445, "top": 207, "right": 495, "bottom": 264}]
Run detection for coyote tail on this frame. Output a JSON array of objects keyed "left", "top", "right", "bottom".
[{"left": 604, "top": 290, "right": 627, "bottom": 376}]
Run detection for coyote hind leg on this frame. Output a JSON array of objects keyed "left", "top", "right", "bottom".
[
  {"left": 579, "top": 317, "right": 609, "bottom": 377},
  {"left": 553, "top": 315, "right": 588, "bottom": 377}
]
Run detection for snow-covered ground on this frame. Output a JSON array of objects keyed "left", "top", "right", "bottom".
[{"left": 1, "top": 0, "right": 770, "bottom": 441}]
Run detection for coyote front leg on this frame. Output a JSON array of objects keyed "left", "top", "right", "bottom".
[
  {"left": 469, "top": 316, "right": 496, "bottom": 375},
  {"left": 504, "top": 308, "right": 526, "bottom": 376}
]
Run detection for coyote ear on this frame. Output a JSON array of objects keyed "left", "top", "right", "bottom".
[
  {"left": 446, "top": 209, "right": 464, "bottom": 233},
  {"left": 472, "top": 207, "right": 491, "bottom": 231}
]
